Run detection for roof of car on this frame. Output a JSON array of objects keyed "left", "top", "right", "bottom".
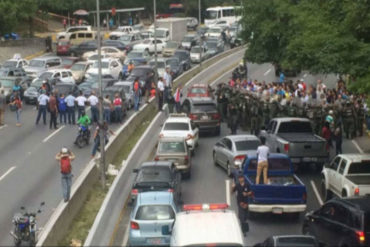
[
  {"left": 166, "top": 113, "right": 191, "bottom": 123},
  {"left": 140, "top": 161, "right": 173, "bottom": 169},
  {"left": 187, "top": 97, "right": 215, "bottom": 104},
  {"left": 331, "top": 196, "right": 370, "bottom": 212},
  {"left": 137, "top": 191, "right": 174, "bottom": 205},
  {"left": 225, "top": 135, "right": 260, "bottom": 142},
  {"left": 114, "top": 81, "right": 133, "bottom": 86}
]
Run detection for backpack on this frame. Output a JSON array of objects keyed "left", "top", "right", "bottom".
[{"left": 60, "top": 157, "right": 71, "bottom": 174}]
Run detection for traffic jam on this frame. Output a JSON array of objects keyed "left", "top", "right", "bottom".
[{"left": 1, "top": 3, "right": 369, "bottom": 247}]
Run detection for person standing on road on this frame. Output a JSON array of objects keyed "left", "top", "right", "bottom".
[
  {"left": 58, "top": 93, "right": 67, "bottom": 125},
  {"left": 10, "top": 93, "right": 22, "bottom": 127},
  {"left": 173, "top": 86, "right": 182, "bottom": 113},
  {"left": 91, "top": 121, "right": 115, "bottom": 158},
  {"left": 113, "top": 93, "right": 123, "bottom": 123},
  {"left": 36, "top": 90, "right": 49, "bottom": 125},
  {"left": 55, "top": 148, "right": 75, "bottom": 202},
  {"left": 163, "top": 66, "right": 172, "bottom": 103},
  {"left": 145, "top": 71, "right": 154, "bottom": 103},
  {"left": 333, "top": 125, "right": 342, "bottom": 155},
  {"left": 48, "top": 92, "right": 58, "bottom": 130},
  {"left": 103, "top": 95, "right": 112, "bottom": 124},
  {"left": 157, "top": 77, "right": 165, "bottom": 111},
  {"left": 75, "top": 91, "right": 87, "bottom": 120},
  {"left": 232, "top": 174, "right": 252, "bottom": 225},
  {"left": 133, "top": 78, "right": 141, "bottom": 111},
  {"left": 63, "top": 18, "right": 67, "bottom": 30},
  {"left": 0, "top": 90, "right": 5, "bottom": 126},
  {"left": 256, "top": 136, "right": 270, "bottom": 185},
  {"left": 88, "top": 91, "right": 99, "bottom": 124},
  {"left": 322, "top": 121, "right": 332, "bottom": 152},
  {"left": 65, "top": 92, "right": 76, "bottom": 125}
]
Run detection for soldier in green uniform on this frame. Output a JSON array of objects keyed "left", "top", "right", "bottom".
[
  {"left": 296, "top": 102, "right": 306, "bottom": 118},
  {"left": 355, "top": 100, "right": 365, "bottom": 136},
  {"left": 287, "top": 99, "right": 297, "bottom": 117},
  {"left": 269, "top": 99, "right": 279, "bottom": 120},
  {"left": 262, "top": 99, "right": 270, "bottom": 127},
  {"left": 305, "top": 103, "right": 316, "bottom": 132},
  {"left": 342, "top": 101, "right": 356, "bottom": 139},
  {"left": 250, "top": 97, "right": 259, "bottom": 135}
]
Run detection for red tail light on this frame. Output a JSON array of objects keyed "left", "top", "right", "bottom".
[
  {"left": 284, "top": 144, "right": 290, "bottom": 152},
  {"left": 168, "top": 188, "right": 174, "bottom": 193},
  {"left": 130, "top": 221, "right": 140, "bottom": 230},
  {"left": 131, "top": 189, "right": 138, "bottom": 196},
  {"left": 302, "top": 192, "right": 307, "bottom": 202},
  {"left": 356, "top": 231, "right": 365, "bottom": 242},
  {"left": 189, "top": 114, "right": 198, "bottom": 120},
  {"left": 234, "top": 155, "right": 245, "bottom": 167},
  {"left": 183, "top": 203, "right": 228, "bottom": 211},
  {"left": 212, "top": 113, "right": 220, "bottom": 120},
  {"left": 354, "top": 187, "right": 360, "bottom": 196},
  {"left": 154, "top": 156, "right": 159, "bottom": 161}
]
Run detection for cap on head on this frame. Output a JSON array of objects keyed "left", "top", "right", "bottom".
[{"left": 61, "top": 148, "right": 68, "bottom": 154}]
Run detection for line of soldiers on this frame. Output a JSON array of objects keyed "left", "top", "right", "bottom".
[{"left": 215, "top": 83, "right": 367, "bottom": 139}]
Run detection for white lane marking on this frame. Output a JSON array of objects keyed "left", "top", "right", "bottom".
[
  {"left": 352, "top": 140, "right": 364, "bottom": 154},
  {"left": 42, "top": 126, "right": 65, "bottom": 143},
  {"left": 263, "top": 68, "right": 272, "bottom": 76},
  {"left": 0, "top": 124, "right": 7, "bottom": 130},
  {"left": 303, "top": 73, "right": 308, "bottom": 78},
  {"left": 122, "top": 223, "right": 130, "bottom": 247},
  {"left": 310, "top": 180, "right": 323, "bottom": 206},
  {"left": 210, "top": 67, "right": 237, "bottom": 87},
  {"left": 0, "top": 166, "right": 16, "bottom": 182},
  {"left": 226, "top": 179, "right": 231, "bottom": 206}
]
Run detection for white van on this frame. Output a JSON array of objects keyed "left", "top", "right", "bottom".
[{"left": 167, "top": 204, "right": 246, "bottom": 246}]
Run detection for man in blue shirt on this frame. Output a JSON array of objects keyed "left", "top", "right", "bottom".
[
  {"left": 36, "top": 90, "right": 49, "bottom": 125},
  {"left": 65, "top": 92, "right": 76, "bottom": 125}
]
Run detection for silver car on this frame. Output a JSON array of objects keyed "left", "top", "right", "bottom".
[
  {"left": 114, "top": 81, "right": 134, "bottom": 109},
  {"left": 213, "top": 135, "right": 260, "bottom": 177}
]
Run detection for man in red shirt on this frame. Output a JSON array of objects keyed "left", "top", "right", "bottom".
[
  {"left": 49, "top": 92, "right": 58, "bottom": 129},
  {"left": 321, "top": 121, "right": 331, "bottom": 152},
  {"left": 113, "top": 93, "right": 123, "bottom": 123}
]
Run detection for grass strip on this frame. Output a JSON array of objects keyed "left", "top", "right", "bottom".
[{"left": 58, "top": 105, "right": 157, "bottom": 246}]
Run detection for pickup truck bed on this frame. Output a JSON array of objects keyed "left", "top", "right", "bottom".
[
  {"left": 277, "top": 133, "right": 323, "bottom": 143},
  {"left": 346, "top": 175, "right": 370, "bottom": 185},
  {"left": 248, "top": 175, "right": 300, "bottom": 186}
]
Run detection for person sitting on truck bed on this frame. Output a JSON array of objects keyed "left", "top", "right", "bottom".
[
  {"left": 256, "top": 136, "right": 270, "bottom": 184},
  {"left": 232, "top": 174, "right": 252, "bottom": 226}
]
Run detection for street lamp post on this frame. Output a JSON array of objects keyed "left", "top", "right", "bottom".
[
  {"left": 96, "top": 0, "right": 106, "bottom": 189},
  {"left": 153, "top": 0, "right": 158, "bottom": 73},
  {"left": 198, "top": 0, "right": 201, "bottom": 26}
]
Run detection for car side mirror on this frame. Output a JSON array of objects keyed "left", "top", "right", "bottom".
[
  {"left": 133, "top": 168, "right": 139, "bottom": 173},
  {"left": 161, "top": 225, "right": 172, "bottom": 236}
]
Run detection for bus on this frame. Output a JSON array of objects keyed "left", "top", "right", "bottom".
[{"left": 204, "top": 6, "right": 241, "bottom": 27}]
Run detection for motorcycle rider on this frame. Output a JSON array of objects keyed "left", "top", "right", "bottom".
[{"left": 76, "top": 111, "right": 91, "bottom": 142}]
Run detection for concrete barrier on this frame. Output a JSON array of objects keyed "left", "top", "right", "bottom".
[{"left": 36, "top": 45, "right": 245, "bottom": 246}]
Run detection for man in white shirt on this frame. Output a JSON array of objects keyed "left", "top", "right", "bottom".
[
  {"left": 163, "top": 66, "right": 172, "bottom": 103},
  {"left": 256, "top": 136, "right": 270, "bottom": 184},
  {"left": 75, "top": 91, "right": 87, "bottom": 120},
  {"left": 65, "top": 92, "right": 76, "bottom": 124},
  {"left": 36, "top": 90, "right": 49, "bottom": 125},
  {"left": 157, "top": 77, "right": 165, "bottom": 111},
  {"left": 88, "top": 91, "right": 99, "bottom": 123}
]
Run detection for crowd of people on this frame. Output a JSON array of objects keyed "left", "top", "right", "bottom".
[{"left": 215, "top": 64, "right": 369, "bottom": 155}]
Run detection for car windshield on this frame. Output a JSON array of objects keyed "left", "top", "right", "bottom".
[
  {"left": 119, "top": 35, "right": 132, "bottom": 41},
  {"left": 62, "top": 59, "right": 75, "bottom": 66},
  {"left": 209, "top": 28, "right": 222, "bottom": 33},
  {"left": 0, "top": 79, "right": 14, "bottom": 88},
  {"left": 206, "top": 10, "right": 218, "bottom": 19},
  {"left": 141, "top": 32, "right": 152, "bottom": 39},
  {"left": 207, "top": 42, "right": 217, "bottom": 48},
  {"left": 31, "top": 80, "right": 43, "bottom": 88},
  {"left": 191, "top": 47, "right": 201, "bottom": 53},
  {"left": 159, "top": 141, "right": 186, "bottom": 153},
  {"left": 276, "top": 237, "right": 317, "bottom": 247},
  {"left": 155, "top": 29, "right": 167, "bottom": 37},
  {"left": 54, "top": 85, "right": 71, "bottom": 95},
  {"left": 164, "top": 122, "right": 189, "bottom": 131},
  {"left": 137, "top": 166, "right": 172, "bottom": 183},
  {"left": 93, "top": 61, "right": 109, "bottom": 69},
  {"left": 58, "top": 41, "right": 69, "bottom": 46},
  {"left": 127, "top": 52, "right": 143, "bottom": 58},
  {"left": 71, "top": 63, "right": 86, "bottom": 71},
  {"left": 131, "top": 68, "right": 147, "bottom": 77},
  {"left": 167, "top": 59, "right": 178, "bottom": 67},
  {"left": 135, "top": 205, "right": 175, "bottom": 221},
  {"left": 165, "top": 42, "right": 178, "bottom": 49},
  {"left": 190, "top": 87, "right": 207, "bottom": 94},
  {"left": 29, "top": 60, "right": 45, "bottom": 67},
  {"left": 78, "top": 82, "right": 92, "bottom": 89},
  {"left": 348, "top": 161, "right": 370, "bottom": 174},
  {"left": 3, "top": 61, "right": 17, "bottom": 67},
  {"left": 235, "top": 140, "right": 260, "bottom": 151},
  {"left": 122, "top": 85, "right": 131, "bottom": 94},
  {"left": 39, "top": 72, "right": 53, "bottom": 79},
  {"left": 174, "top": 52, "right": 187, "bottom": 60},
  {"left": 193, "top": 103, "right": 216, "bottom": 112},
  {"left": 182, "top": 36, "right": 194, "bottom": 42},
  {"left": 278, "top": 121, "right": 313, "bottom": 133}
]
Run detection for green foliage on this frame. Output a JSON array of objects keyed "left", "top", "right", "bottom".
[{"left": 241, "top": 0, "right": 370, "bottom": 93}]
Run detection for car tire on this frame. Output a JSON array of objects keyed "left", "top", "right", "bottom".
[
  {"left": 213, "top": 152, "right": 218, "bottom": 166},
  {"left": 342, "top": 190, "right": 347, "bottom": 198}
]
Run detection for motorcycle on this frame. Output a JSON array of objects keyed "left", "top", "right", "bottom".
[
  {"left": 74, "top": 125, "right": 90, "bottom": 148},
  {"left": 10, "top": 202, "right": 45, "bottom": 247}
]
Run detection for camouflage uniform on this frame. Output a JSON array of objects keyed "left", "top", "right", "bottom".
[
  {"left": 305, "top": 105, "right": 316, "bottom": 133},
  {"left": 262, "top": 100, "right": 270, "bottom": 127},
  {"left": 250, "top": 98, "right": 259, "bottom": 135},
  {"left": 356, "top": 102, "right": 365, "bottom": 136},
  {"left": 342, "top": 101, "right": 356, "bottom": 139}
]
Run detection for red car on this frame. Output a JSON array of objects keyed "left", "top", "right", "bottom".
[
  {"left": 187, "top": 84, "right": 213, "bottom": 98},
  {"left": 57, "top": 40, "right": 72, "bottom": 56}
]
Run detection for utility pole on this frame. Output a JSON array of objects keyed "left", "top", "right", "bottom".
[
  {"left": 198, "top": 0, "right": 201, "bottom": 26},
  {"left": 154, "top": 0, "right": 158, "bottom": 73},
  {"left": 96, "top": 0, "right": 106, "bottom": 189}
]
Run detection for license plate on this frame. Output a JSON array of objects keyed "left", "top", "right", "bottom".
[
  {"left": 148, "top": 238, "right": 162, "bottom": 245},
  {"left": 303, "top": 157, "right": 317, "bottom": 162},
  {"left": 272, "top": 207, "right": 283, "bottom": 214},
  {"left": 201, "top": 115, "right": 209, "bottom": 120}
]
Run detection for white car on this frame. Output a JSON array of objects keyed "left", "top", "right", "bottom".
[
  {"left": 206, "top": 26, "right": 223, "bottom": 38},
  {"left": 57, "top": 25, "right": 92, "bottom": 40},
  {"left": 33, "top": 69, "right": 75, "bottom": 84},
  {"left": 190, "top": 46, "right": 209, "bottom": 63},
  {"left": 109, "top": 26, "right": 134, "bottom": 40},
  {"left": 159, "top": 113, "right": 199, "bottom": 153},
  {"left": 86, "top": 58, "right": 123, "bottom": 80},
  {"left": 82, "top": 52, "right": 111, "bottom": 62},
  {"left": 2, "top": 58, "right": 28, "bottom": 69},
  {"left": 133, "top": 39, "right": 165, "bottom": 54},
  {"left": 149, "top": 58, "right": 166, "bottom": 78},
  {"left": 154, "top": 28, "right": 170, "bottom": 42},
  {"left": 101, "top": 46, "right": 126, "bottom": 62}
]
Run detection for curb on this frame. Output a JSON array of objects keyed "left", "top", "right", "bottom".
[{"left": 25, "top": 50, "right": 46, "bottom": 60}]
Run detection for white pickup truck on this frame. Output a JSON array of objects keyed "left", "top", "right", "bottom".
[{"left": 321, "top": 154, "right": 370, "bottom": 201}]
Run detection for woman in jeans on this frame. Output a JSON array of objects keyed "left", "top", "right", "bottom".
[{"left": 10, "top": 93, "right": 22, "bottom": 127}]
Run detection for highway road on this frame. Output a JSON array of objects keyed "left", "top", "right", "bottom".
[{"left": 112, "top": 59, "right": 362, "bottom": 246}]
